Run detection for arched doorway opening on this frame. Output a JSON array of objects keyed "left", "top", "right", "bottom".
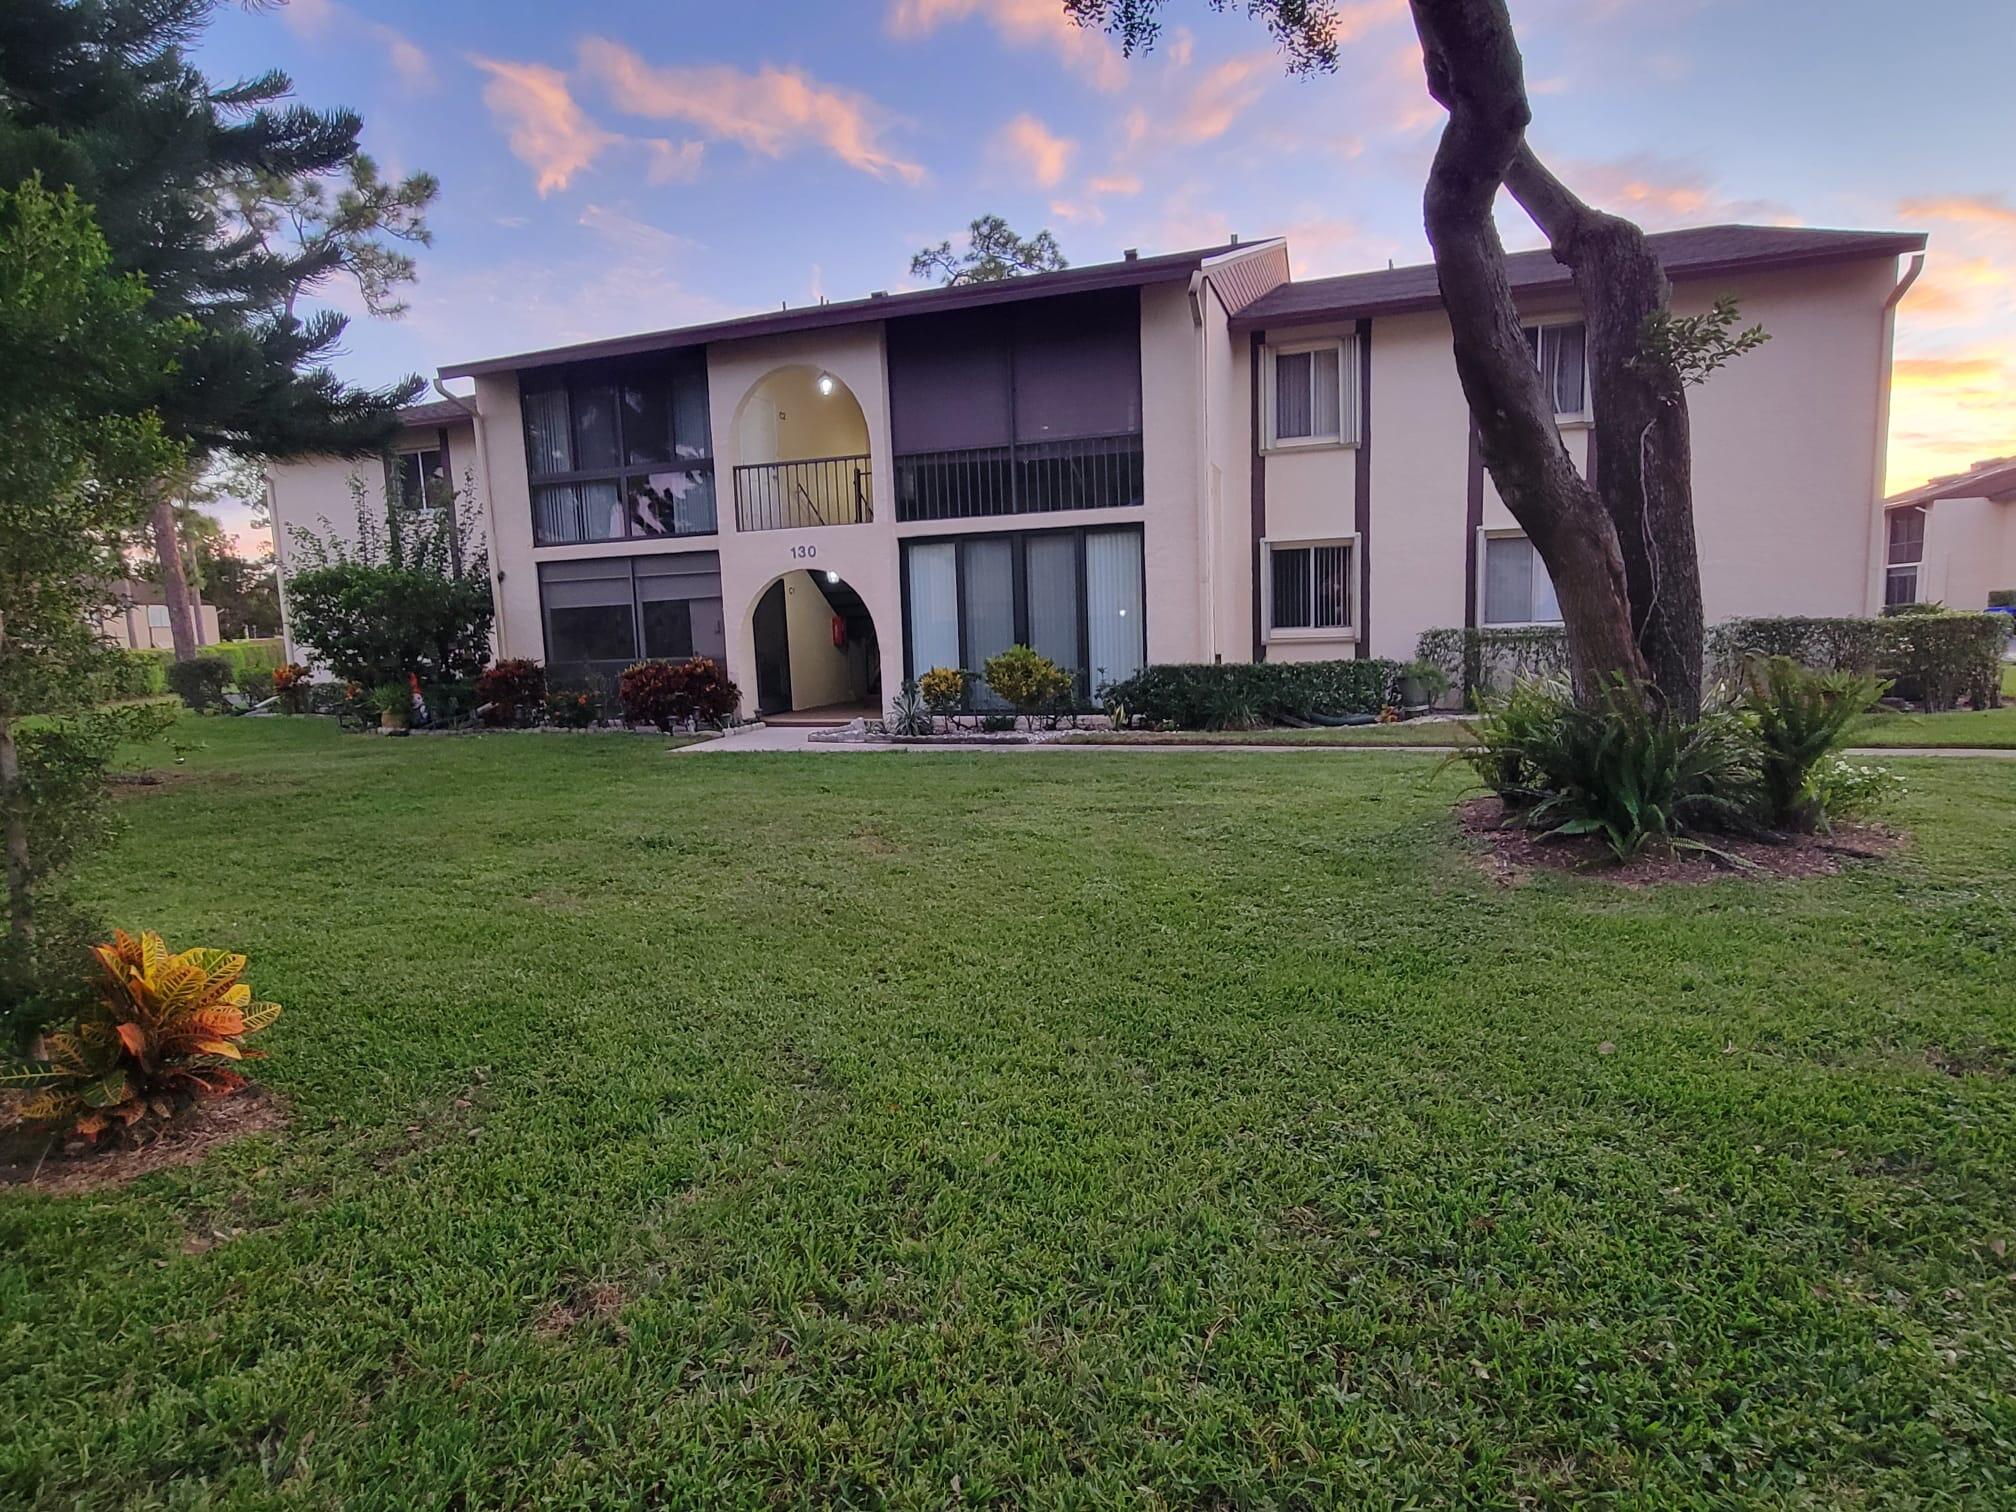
[
  {"left": 749, "top": 569, "right": 881, "bottom": 721},
  {"left": 732, "top": 365, "right": 873, "bottom": 530}
]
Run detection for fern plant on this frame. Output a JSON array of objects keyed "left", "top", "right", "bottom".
[
  {"left": 1740, "top": 656, "right": 1885, "bottom": 829},
  {"left": 7, "top": 931, "right": 281, "bottom": 1141}
]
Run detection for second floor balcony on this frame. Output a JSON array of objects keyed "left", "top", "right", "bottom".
[
  {"left": 893, "top": 431, "right": 1145, "bottom": 524},
  {"left": 734, "top": 454, "right": 874, "bottom": 532}
]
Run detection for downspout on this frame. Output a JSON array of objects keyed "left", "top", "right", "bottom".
[
  {"left": 433, "top": 376, "right": 508, "bottom": 657},
  {"left": 1188, "top": 270, "right": 1217, "bottom": 663},
  {"left": 1867, "top": 253, "right": 1924, "bottom": 613}
]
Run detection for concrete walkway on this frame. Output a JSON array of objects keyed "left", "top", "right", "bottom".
[{"left": 680, "top": 726, "right": 2016, "bottom": 759}]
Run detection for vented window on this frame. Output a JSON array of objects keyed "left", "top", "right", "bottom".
[{"left": 1264, "top": 539, "right": 1355, "bottom": 636}]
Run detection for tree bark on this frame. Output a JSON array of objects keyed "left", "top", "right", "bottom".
[
  {"left": 1407, "top": 0, "right": 1647, "bottom": 704},
  {"left": 0, "top": 611, "right": 32, "bottom": 950},
  {"left": 150, "top": 490, "right": 200, "bottom": 660},
  {"left": 1505, "top": 149, "right": 1704, "bottom": 716}
]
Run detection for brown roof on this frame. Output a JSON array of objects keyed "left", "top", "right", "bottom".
[
  {"left": 438, "top": 240, "right": 1265, "bottom": 378},
  {"left": 1233, "top": 224, "right": 1927, "bottom": 330},
  {"left": 396, "top": 397, "right": 474, "bottom": 429},
  {"left": 1886, "top": 455, "right": 2016, "bottom": 509}
]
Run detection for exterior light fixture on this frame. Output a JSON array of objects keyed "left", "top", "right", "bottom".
[
  {"left": 825, "top": 570, "right": 840, "bottom": 584},
  {"left": 816, "top": 372, "right": 836, "bottom": 396}
]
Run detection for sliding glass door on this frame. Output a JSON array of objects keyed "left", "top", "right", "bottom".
[{"left": 901, "top": 525, "right": 1144, "bottom": 704}]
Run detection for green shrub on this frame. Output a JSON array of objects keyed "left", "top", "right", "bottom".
[
  {"left": 1102, "top": 660, "right": 1403, "bottom": 729},
  {"left": 164, "top": 655, "right": 232, "bottom": 713},
  {"left": 237, "top": 668, "right": 276, "bottom": 705},
  {"left": 1458, "top": 679, "right": 1760, "bottom": 862},
  {"left": 1707, "top": 613, "right": 2007, "bottom": 711},
  {"left": 981, "top": 645, "right": 1071, "bottom": 719},
  {"left": 917, "top": 666, "right": 966, "bottom": 715},
  {"left": 104, "top": 649, "right": 165, "bottom": 699},
  {"left": 1806, "top": 756, "right": 1906, "bottom": 823},
  {"left": 132, "top": 638, "right": 284, "bottom": 693},
  {"left": 1416, "top": 627, "right": 1568, "bottom": 704},
  {"left": 285, "top": 563, "right": 492, "bottom": 687},
  {"left": 544, "top": 685, "right": 604, "bottom": 728},
  {"left": 1739, "top": 656, "right": 1885, "bottom": 829}
]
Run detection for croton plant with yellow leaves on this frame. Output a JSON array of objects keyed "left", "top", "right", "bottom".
[{"left": 10, "top": 931, "right": 281, "bottom": 1141}]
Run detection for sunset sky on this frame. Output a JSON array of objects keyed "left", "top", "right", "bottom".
[{"left": 196, "top": 0, "right": 2016, "bottom": 546}]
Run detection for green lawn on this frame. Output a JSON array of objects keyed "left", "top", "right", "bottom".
[
  {"left": 1851, "top": 705, "right": 2016, "bottom": 748},
  {"left": 5, "top": 719, "right": 2016, "bottom": 1505}
]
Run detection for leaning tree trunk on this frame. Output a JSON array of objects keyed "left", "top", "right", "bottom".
[
  {"left": 1506, "top": 150, "right": 1703, "bottom": 716},
  {"left": 0, "top": 611, "right": 31, "bottom": 949},
  {"left": 1407, "top": 0, "right": 1647, "bottom": 705},
  {"left": 150, "top": 491, "right": 200, "bottom": 661}
]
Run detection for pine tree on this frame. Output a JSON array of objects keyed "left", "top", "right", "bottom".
[{"left": 0, "top": 0, "right": 438, "bottom": 657}]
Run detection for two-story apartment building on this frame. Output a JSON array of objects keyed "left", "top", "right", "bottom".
[{"left": 268, "top": 223, "right": 1927, "bottom": 717}]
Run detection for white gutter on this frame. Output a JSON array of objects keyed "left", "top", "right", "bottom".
[
  {"left": 432, "top": 376, "right": 508, "bottom": 657},
  {"left": 1867, "top": 253, "right": 1925, "bottom": 612},
  {"left": 1189, "top": 270, "right": 1217, "bottom": 663}
]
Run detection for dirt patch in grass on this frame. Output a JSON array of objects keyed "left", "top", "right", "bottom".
[
  {"left": 1458, "top": 796, "right": 1903, "bottom": 887},
  {"left": 0, "top": 1087, "right": 286, "bottom": 1196},
  {"left": 533, "top": 1280, "right": 631, "bottom": 1340}
]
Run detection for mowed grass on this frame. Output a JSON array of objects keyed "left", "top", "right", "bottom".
[{"left": 4, "top": 720, "right": 2016, "bottom": 1505}]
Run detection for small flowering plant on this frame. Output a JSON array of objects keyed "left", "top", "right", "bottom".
[
  {"left": 1806, "top": 755, "right": 1905, "bottom": 824},
  {"left": 544, "top": 687, "right": 604, "bottom": 728},
  {"left": 271, "top": 662, "right": 312, "bottom": 714}
]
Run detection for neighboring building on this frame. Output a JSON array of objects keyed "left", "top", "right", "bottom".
[
  {"left": 1881, "top": 456, "right": 2016, "bottom": 612},
  {"left": 265, "top": 398, "right": 485, "bottom": 672},
  {"left": 97, "top": 577, "right": 220, "bottom": 651},
  {"left": 267, "top": 223, "right": 1926, "bottom": 717}
]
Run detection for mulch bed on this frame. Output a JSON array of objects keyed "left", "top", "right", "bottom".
[
  {"left": 0, "top": 1088, "right": 286, "bottom": 1196},
  {"left": 1459, "top": 796, "right": 1904, "bottom": 887}
]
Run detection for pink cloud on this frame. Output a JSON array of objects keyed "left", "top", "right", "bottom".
[
  {"left": 1900, "top": 193, "right": 2016, "bottom": 230},
  {"left": 578, "top": 38, "right": 925, "bottom": 184},
  {"left": 887, "top": 0, "right": 1129, "bottom": 90},
  {"left": 995, "top": 114, "right": 1075, "bottom": 189},
  {"left": 1548, "top": 155, "right": 1794, "bottom": 229},
  {"left": 1088, "top": 173, "right": 1143, "bottom": 196},
  {"left": 284, "top": 0, "right": 432, "bottom": 89},
  {"left": 1171, "top": 54, "right": 1277, "bottom": 144},
  {"left": 470, "top": 56, "right": 616, "bottom": 195}
]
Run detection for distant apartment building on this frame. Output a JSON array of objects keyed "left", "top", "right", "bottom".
[
  {"left": 267, "top": 223, "right": 1926, "bottom": 716},
  {"left": 97, "top": 578, "right": 220, "bottom": 652},
  {"left": 1882, "top": 455, "right": 2016, "bottom": 613}
]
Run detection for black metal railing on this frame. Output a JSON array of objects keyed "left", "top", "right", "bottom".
[
  {"left": 733, "top": 454, "right": 873, "bottom": 532},
  {"left": 894, "top": 432, "right": 1144, "bottom": 523}
]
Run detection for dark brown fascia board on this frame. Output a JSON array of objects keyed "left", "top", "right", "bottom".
[
  {"left": 1229, "top": 232, "right": 1930, "bottom": 333},
  {"left": 440, "top": 242, "right": 1251, "bottom": 380}
]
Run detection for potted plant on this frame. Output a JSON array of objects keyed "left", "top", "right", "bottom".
[
  {"left": 1399, "top": 659, "right": 1453, "bottom": 710},
  {"left": 372, "top": 679, "right": 413, "bottom": 734}
]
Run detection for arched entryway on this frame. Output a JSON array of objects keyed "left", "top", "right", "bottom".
[
  {"left": 732, "top": 365, "right": 873, "bottom": 530},
  {"left": 748, "top": 569, "right": 882, "bottom": 721}
]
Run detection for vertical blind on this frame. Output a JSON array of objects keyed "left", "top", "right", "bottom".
[{"left": 904, "top": 527, "right": 1144, "bottom": 700}]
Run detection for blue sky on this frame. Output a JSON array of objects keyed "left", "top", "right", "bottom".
[{"left": 198, "top": 0, "right": 2016, "bottom": 543}]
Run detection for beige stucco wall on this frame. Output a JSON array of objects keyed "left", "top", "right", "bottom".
[
  {"left": 267, "top": 416, "right": 484, "bottom": 671},
  {"left": 1915, "top": 496, "right": 2016, "bottom": 610},
  {"left": 1242, "top": 257, "right": 1904, "bottom": 663},
  {"left": 95, "top": 600, "right": 220, "bottom": 651},
  {"left": 712, "top": 323, "right": 900, "bottom": 719},
  {"left": 1137, "top": 281, "right": 1206, "bottom": 665}
]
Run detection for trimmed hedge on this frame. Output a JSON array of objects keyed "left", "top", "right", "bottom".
[
  {"left": 1416, "top": 627, "right": 1568, "bottom": 702},
  {"left": 1708, "top": 614, "right": 2008, "bottom": 711},
  {"left": 130, "top": 637, "right": 286, "bottom": 690},
  {"left": 1102, "top": 660, "right": 1403, "bottom": 728}
]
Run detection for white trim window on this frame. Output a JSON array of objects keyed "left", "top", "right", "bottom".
[
  {"left": 1884, "top": 505, "right": 1926, "bottom": 608},
  {"left": 1480, "top": 531, "right": 1562, "bottom": 627},
  {"left": 1523, "top": 320, "right": 1589, "bottom": 421},
  {"left": 1263, "top": 338, "right": 1355, "bottom": 449},
  {"left": 1263, "top": 536, "right": 1356, "bottom": 639}
]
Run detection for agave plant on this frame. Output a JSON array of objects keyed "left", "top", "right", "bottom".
[{"left": 9, "top": 931, "right": 281, "bottom": 1141}]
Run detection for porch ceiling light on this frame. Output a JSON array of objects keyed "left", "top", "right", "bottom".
[
  {"left": 816, "top": 371, "right": 836, "bottom": 396},
  {"left": 825, "top": 570, "right": 840, "bottom": 584}
]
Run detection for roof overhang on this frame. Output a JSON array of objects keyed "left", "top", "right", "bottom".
[{"left": 440, "top": 241, "right": 1261, "bottom": 380}]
